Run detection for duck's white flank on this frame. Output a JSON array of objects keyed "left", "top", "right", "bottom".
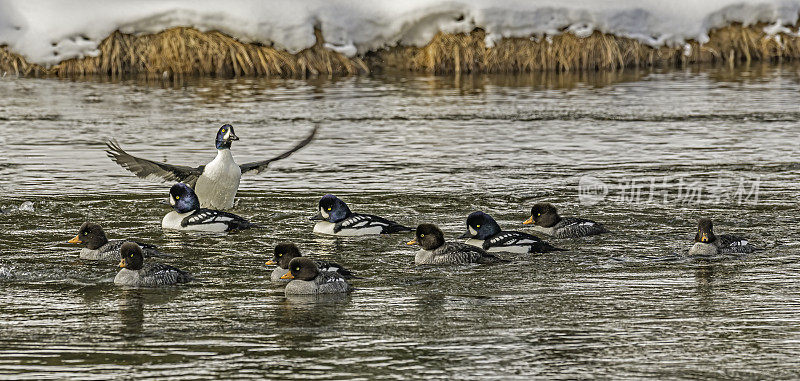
[
  {"left": 162, "top": 211, "right": 230, "bottom": 232},
  {"left": 464, "top": 238, "right": 484, "bottom": 247}
]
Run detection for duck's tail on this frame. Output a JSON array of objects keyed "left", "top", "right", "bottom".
[{"left": 384, "top": 223, "right": 413, "bottom": 234}]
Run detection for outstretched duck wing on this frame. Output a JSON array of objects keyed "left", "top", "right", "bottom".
[
  {"left": 239, "top": 124, "right": 319, "bottom": 175},
  {"left": 106, "top": 140, "right": 203, "bottom": 186}
]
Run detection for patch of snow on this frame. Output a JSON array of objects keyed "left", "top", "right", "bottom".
[
  {"left": 763, "top": 20, "right": 794, "bottom": 35},
  {"left": 323, "top": 42, "right": 358, "bottom": 56},
  {"left": 568, "top": 23, "right": 595, "bottom": 39},
  {"left": 1, "top": 1, "right": 799, "bottom": 66}
]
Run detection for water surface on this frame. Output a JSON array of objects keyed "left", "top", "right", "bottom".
[{"left": 1, "top": 64, "right": 800, "bottom": 379}]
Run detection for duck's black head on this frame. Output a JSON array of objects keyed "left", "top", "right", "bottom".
[
  {"left": 459, "top": 211, "right": 502, "bottom": 239},
  {"left": 68, "top": 222, "right": 108, "bottom": 250},
  {"left": 694, "top": 218, "right": 717, "bottom": 244},
  {"left": 281, "top": 257, "right": 319, "bottom": 281},
  {"left": 215, "top": 124, "right": 239, "bottom": 150},
  {"left": 168, "top": 183, "right": 200, "bottom": 213},
  {"left": 119, "top": 242, "right": 144, "bottom": 270},
  {"left": 268, "top": 242, "right": 302, "bottom": 269},
  {"left": 525, "top": 203, "right": 561, "bottom": 227},
  {"left": 310, "top": 194, "right": 352, "bottom": 223},
  {"left": 408, "top": 223, "right": 446, "bottom": 251}
]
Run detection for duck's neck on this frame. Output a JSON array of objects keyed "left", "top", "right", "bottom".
[
  {"left": 171, "top": 209, "right": 195, "bottom": 217},
  {"left": 215, "top": 148, "right": 235, "bottom": 162},
  {"left": 87, "top": 235, "right": 109, "bottom": 250}
]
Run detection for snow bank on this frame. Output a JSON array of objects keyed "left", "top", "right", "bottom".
[{"left": 1, "top": 0, "right": 799, "bottom": 66}]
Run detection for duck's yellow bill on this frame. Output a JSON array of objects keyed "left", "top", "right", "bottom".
[
  {"left": 265, "top": 260, "right": 277, "bottom": 266},
  {"left": 406, "top": 239, "right": 417, "bottom": 245},
  {"left": 523, "top": 217, "right": 534, "bottom": 225},
  {"left": 280, "top": 272, "right": 294, "bottom": 280},
  {"left": 67, "top": 234, "right": 81, "bottom": 244},
  {"left": 118, "top": 259, "right": 126, "bottom": 268}
]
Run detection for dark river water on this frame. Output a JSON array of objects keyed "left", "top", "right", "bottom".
[{"left": 1, "top": 64, "right": 800, "bottom": 379}]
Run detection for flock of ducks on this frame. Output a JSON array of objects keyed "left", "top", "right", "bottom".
[{"left": 66, "top": 124, "right": 760, "bottom": 294}]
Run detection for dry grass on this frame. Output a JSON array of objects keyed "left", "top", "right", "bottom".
[
  {"left": 1, "top": 27, "right": 367, "bottom": 78},
  {"left": 376, "top": 23, "right": 800, "bottom": 74},
  {"left": 0, "top": 46, "right": 46, "bottom": 76},
  {"left": 2, "top": 23, "right": 800, "bottom": 77}
]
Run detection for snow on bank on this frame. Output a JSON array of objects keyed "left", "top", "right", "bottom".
[{"left": 1, "top": 1, "right": 799, "bottom": 66}]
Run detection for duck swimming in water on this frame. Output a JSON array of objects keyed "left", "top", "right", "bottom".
[
  {"left": 67, "top": 222, "right": 164, "bottom": 261},
  {"left": 114, "top": 242, "right": 192, "bottom": 287},
  {"left": 688, "top": 218, "right": 758, "bottom": 256},
  {"left": 310, "top": 194, "right": 412, "bottom": 236},
  {"left": 162, "top": 183, "right": 255, "bottom": 232},
  {"left": 408, "top": 224, "right": 508, "bottom": 265},
  {"left": 280, "top": 257, "right": 352, "bottom": 295},
  {"left": 524, "top": 203, "right": 608, "bottom": 238}
]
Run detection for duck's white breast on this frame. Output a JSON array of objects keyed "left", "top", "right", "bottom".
[
  {"left": 162, "top": 211, "right": 189, "bottom": 230},
  {"left": 114, "top": 268, "right": 142, "bottom": 286},
  {"left": 414, "top": 250, "right": 434, "bottom": 265},
  {"left": 313, "top": 221, "right": 336, "bottom": 235},
  {"left": 688, "top": 242, "right": 718, "bottom": 256},
  {"left": 79, "top": 248, "right": 101, "bottom": 260},
  {"left": 195, "top": 149, "right": 241, "bottom": 210},
  {"left": 284, "top": 279, "right": 319, "bottom": 294}
]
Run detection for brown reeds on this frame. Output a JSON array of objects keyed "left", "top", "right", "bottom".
[
  {"left": 0, "top": 46, "right": 46, "bottom": 76},
  {"left": 1, "top": 23, "right": 799, "bottom": 78},
  {"left": 380, "top": 23, "right": 800, "bottom": 74},
  {"left": 1, "top": 27, "right": 367, "bottom": 78}
]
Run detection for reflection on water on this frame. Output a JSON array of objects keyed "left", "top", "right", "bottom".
[
  {"left": 1, "top": 64, "right": 800, "bottom": 378},
  {"left": 118, "top": 290, "right": 145, "bottom": 338},
  {"left": 48, "top": 61, "right": 800, "bottom": 93}
]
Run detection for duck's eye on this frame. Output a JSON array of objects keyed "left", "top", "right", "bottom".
[
  {"left": 130, "top": 254, "right": 134, "bottom": 257},
  {"left": 221, "top": 129, "right": 226, "bottom": 133},
  {"left": 476, "top": 225, "right": 480, "bottom": 228},
  {"left": 175, "top": 196, "right": 180, "bottom": 200},
  {"left": 294, "top": 267, "right": 300, "bottom": 271},
  {"left": 420, "top": 234, "right": 425, "bottom": 237},
  {"left": 83, "top": 232, "right": 88, "bottom": 235},
  {"left": 278, "top": 253, "right": 282, "bottom": 257},
  {"left": 327, "top": 207, "right": 331, "bottom": 211},
  {"left": 537, "top": 213, "right": 541, "bottom": 216}
]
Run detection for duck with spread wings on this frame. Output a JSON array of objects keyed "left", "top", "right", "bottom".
[{"left": 106, "top": 123, "right": 318, "bottom": 210}]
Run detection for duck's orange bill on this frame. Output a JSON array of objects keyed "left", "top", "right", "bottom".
[
  {"left": 118, "top": 259, "right": 126, "bottom": 268},
  {"left": 265, "top": 260, "right": 277, "bottom": 266},
  {"left": 523, "top": 217, "right": 534, "bottom": 225},
  {"left": 280, "top": 272, "right": 294, "bottom": 279},
  {"left": 701, "top": 233, "right": 708, "bottom": 243},
  {"left": 67, "top": 234, "right": 82, "bottom": 244},
  {"left": 406, "top": 239, "right": 417, "bottom": 245}
]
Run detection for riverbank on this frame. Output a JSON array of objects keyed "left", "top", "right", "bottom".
[{"left": 2, "top": 23, "right": 799, "bottom": 78}]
